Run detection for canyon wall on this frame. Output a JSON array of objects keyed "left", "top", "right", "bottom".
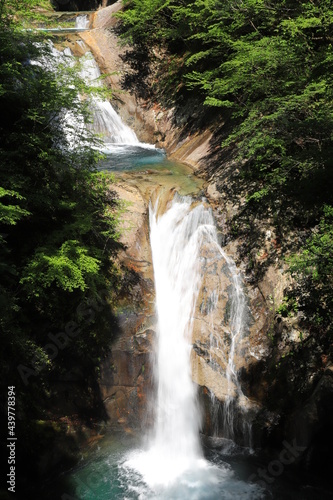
[{"left": 75, "top": 5, "right": 333, "bottom": 465}]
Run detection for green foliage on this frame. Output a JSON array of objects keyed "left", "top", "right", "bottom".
[
  {"left": 119, "top": 0, "right": 333, "bottom": 190},
  {"left": 289, "top": 206, "right": 333, "bottom": 282},
  {"left": 21, "top": 240, "right": 101, "bottom": 295},
  {"left": 0, "top": 13, "right": 121, "bottom": 422},
  {"left": 276, "top": 296, "right": 298, "bottom": 318},
  {"left": 0, "top": 0, "right": 53, "bottom": 26},
  {"left": 287, "top": 206, "right": 333, "bottom": 333},
  {"left": 119, "top": 0, "right": 333, "bottom": 336},
  {"left": 0, "top": 187, "right": 30, "bottom": 226}
]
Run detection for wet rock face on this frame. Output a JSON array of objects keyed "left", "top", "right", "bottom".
[
  {"left": 237, "top": 312, "right": 333, "bottom": 462},
  {"left": 188, "top": 228, "right": 273, "bottom": 445},
  {"left": 98, "top": 182, "right": 156, "bottom": 430},
  {"left": 191, "top": 257, "right": 236, "bottom": 402},
  {"left": 99, "top": 324, "right": 154, "bottom": 430}
]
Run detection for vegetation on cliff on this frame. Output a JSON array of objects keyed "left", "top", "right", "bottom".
[
  {"left": 118, "top": 0, "right": 333, "bottom": 339},
  {"left": 0, "top": 0, "right": 121, "bottom": 488}
]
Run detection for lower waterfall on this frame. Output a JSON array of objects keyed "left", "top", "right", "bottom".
[
  {"left": 123, "top": 195, "right": 261, "bottom": 498},
  {"left": 130, "top": 196, "right": 209, "bottom": 485}
]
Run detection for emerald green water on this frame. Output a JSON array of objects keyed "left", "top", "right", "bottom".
[
  {"left": 99, "top": 145, "right": 204, "bottom": 197},
  {"left": 53, "top": 433, "right": 263, "bottom": 499},
  {"left": 43, "top": 432, "right": 332, "bottom": 500}
]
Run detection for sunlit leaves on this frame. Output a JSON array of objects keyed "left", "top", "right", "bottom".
[
  {"left": 289, "top": 206, "right": 333, "bottom": 282},
  {"left": 20, "top": 240, "right": 101, "bottom": 295},
  {"left": 0, "top": 188, "right": 30, "bottom": 226}
]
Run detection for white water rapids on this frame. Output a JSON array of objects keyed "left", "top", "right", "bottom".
[{"left": 124, "top": 195, "right": 260, "bottom": 497}]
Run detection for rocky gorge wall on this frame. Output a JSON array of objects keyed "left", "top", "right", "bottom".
[
  {"left": 72, "top": 4, "right": 271, "bottom": 435},
  {"left": 72, "top": 4, "right": 333, "bottom": 471}
]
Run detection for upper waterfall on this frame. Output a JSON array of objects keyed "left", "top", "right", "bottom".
[
  {"left": 79, "top": 51, "right": 140, "bottom": 146},
  {"left": 75, "top": 15, "right": 89, "bottom": 29},
  {"left": 34, "top": 43, "right": 140, "bottom": 148}
]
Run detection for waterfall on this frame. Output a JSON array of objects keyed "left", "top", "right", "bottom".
[
  {"left": 146, "top": 193, "right": 251, "bottom": 452},
  {"left": 148, "top": 197, "right": 211, "bottom": 471},
  {"left": 79, "top": 52, "right": 140, "bottom": 146},
  {"left": 75, "top": 15, "right": 89, "bottom": 29},
  {"left": 200, "top": 220, "right": 252, "bottom": 446},
  {"left": 126, "top": 196, "right": 210, "bottom": 486},
  {"left": 123, "top": 194, "right": 261, "bottom": 497},
  {"left": 35, "top": 44, "right": 140, "bottom": 148},
  {"left": 220, "top": 252, "right": 251, "bottom": 445},
  {"left": 30, "top": 43, "right": 88, "bottom": 149}
]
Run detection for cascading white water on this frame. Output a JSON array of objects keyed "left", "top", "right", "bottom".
[
  {"left": 30, "top": 43, "right": 89, "bottom": 149},
  {"left": 35, "top": 43, "right": 139, "bottom": 147},
  {"left": 77, "top": 51, "right": 165, "bottom": 169},
  {"left": 126, "top": 196, "right": 211, "bottom": 486},
  {"left": 147, "top": 192, "right": 251, "bottom": 450},
  {"left": 123, "top": 195, "right": 261, "bottom": 497},
  {"left": 75, "top": 15, "right": 89, "bottom": 29},
  {"left": 222, "top": 253, "right": 250, "bottom": 443},
  {"left": 79, "top": 52, "right": 139, "bottom": 146},
  {"left": 33, "top": 41, "right": 164, "bottom": 169},
  {"left": 200, "top": 218, "right": 251, "bottom": 445},
  {"left": 148, "top": 197, "right": 211, "bottom": 466}
]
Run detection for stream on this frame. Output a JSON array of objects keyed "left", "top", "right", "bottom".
[{"left": 40, "top": 14, "right": 332, "bottom": 500}]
